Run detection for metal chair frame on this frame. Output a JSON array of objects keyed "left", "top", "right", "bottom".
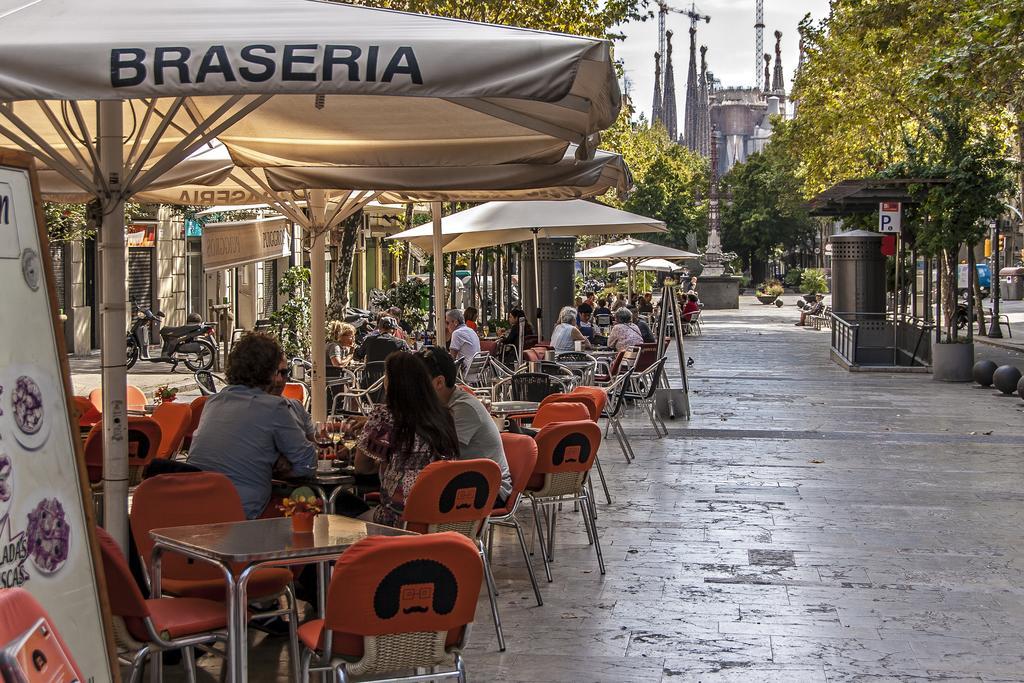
[
  {"left": 623, "top": 357, "right": 669, "bottom": 437},
  {"left": 601, "top": 369, "right": 636, "bottom": 462}
]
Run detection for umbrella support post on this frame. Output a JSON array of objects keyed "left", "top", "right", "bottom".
[
  {"left": 432, "top": 202, "right": 446, "bottom": 344},
  {"left": 308, "top": 189, "right": 329, "bottom": 422},
  {"left": 98, "top": 99, "right": 130, "bottom": 551},
  {"left": 532, "top": 229, "right": 542, "bottom": 337}
]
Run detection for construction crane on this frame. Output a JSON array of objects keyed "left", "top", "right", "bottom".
[
  {"left": 754, "top": 0, "right": 764, "bottom": 89},
  {"left": 655, "top": 2, "right": 710, "bottom": 88}
]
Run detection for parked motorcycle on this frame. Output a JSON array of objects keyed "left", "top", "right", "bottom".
[{"left": 126, "top": 305, "right": 217, "bottom": 372}]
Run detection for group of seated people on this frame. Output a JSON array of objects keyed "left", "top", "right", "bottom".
[{"left": 188, "top": 332, "right": 512, "bottom": 525}]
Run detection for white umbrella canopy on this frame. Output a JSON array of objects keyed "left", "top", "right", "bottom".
[
  {"left": 0, "top": 0, "right": 621, "bottom": 559},
  {"left": 388, "top": 199, "right": 665, "bottom": 253},
  {"left": 607, "top": 258, "right": 683, "bottom": 272},
  {"left": 388, "top": 200, "right": 663, "bottom": 332},
  {"left": 575, "top": 236, "right": 699, "bottom": 261},
  {"left": 576, "top": 237, "right": 698, "bottom": 299}
]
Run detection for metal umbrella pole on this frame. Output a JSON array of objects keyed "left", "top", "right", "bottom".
[
  {"left": 431, "top": 202, "right": 446, "bottom": 343},
  {"left": 532, "top": 228, "right": 542, "bottom": 336}
]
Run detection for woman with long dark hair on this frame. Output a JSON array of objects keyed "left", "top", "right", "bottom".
[{"left": 353, "top": 351, "right": 460, "bottom": 526}]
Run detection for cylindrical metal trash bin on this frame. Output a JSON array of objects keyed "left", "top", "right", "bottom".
[
  {"left": 829, "top": 230, "right": 885, "bottom": 319},
  {"left": 1000, "top": 267, "right": 1024, "bottom": 300}
]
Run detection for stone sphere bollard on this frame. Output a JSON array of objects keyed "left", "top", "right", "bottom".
[
  {"left": 972, "top": 359, "right": 998, "bottom": 387},
  {"left": 775, "top": 298, "right": 784, "bottom": 308},
  {"left": 992, "top": 365, "right": 1022, "bottom": 395}
]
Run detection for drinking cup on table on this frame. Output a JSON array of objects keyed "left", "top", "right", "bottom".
[{"left": 574, "top": 340, "right": 583, "bottom": 352}]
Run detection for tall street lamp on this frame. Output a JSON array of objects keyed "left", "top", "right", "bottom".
[{"left": 988, "top": 219, "right": 1002, "bottom": 338}]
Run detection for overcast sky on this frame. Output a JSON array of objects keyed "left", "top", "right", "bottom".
[{"left": 615, "top": 0, "right": 832, "bottom": 122}]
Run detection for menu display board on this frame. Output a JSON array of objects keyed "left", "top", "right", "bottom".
[{"left": 0, "top": 154, "right": 116, "bottom": 682}]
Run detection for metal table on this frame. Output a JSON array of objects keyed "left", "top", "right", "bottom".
[
  {"left": 277, "top": 464, "right": 357, "bottom": 514},
  {"left": 489, "top": 400, "right": 540, "bottom": 417},
  {"left": 150, "top": 515, "right": 415, "bottom": 682}
]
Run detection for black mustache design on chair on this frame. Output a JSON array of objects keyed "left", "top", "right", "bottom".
[
  {"left": 438, "top": 471, "right": 492, "bottom": 513},
  {"left": 374, "top": 559, "right": 459, "bottom": 619},
  {"left": 551, "top": 432, "right": 593, "bottom": 466}
]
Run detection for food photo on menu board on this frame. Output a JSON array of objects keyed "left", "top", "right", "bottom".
[{"left": 0, "top": 160, "right": 113, "bottom": 682}]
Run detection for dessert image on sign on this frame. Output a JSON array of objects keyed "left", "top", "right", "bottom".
[
  {"left": 25, "top": 499, "right": 70, "bottom": 575},
  {"left": 0, "top": 454, "right": 12, "bottom": 518},
  {"left": 3, "top": 369, "right": 52, "bottom": 451}
]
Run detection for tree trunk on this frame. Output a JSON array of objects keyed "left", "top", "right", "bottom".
[
  {"left": 402, "top": 204, "right": 413, "bottom": 277},
  {"left": 327, "top": 215, "right": 360, "bottom": 319},
  {"left": 941, "top": 249, "right": 958, "bottom": 342}
]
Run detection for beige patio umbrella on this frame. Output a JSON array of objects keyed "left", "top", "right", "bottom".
[
  {"left": 607, "top": 258, "right": 684, "bottom": 272},
  {"left": 575, "top": 237, "right": 699, "bottom": 299},
  {"left": 388, "top": 200, "right": 665, "bottom": 332},
  {"left": 0, "top": 0, "right": 621, "bottom": 559},
  {"left": 38, "top": 143, "right": 633, "bottom": 421}
]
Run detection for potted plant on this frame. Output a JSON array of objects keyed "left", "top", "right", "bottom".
[
  {"left": 799, "top": 268, "right": 829, "bottom": 298},
  {"left": 887, "top": 105, "right": 1016, "bottom": 381},
  {"left": 279, "top": 487, "right": 323, "bottom": 534},
  {"left": 754, "top": 279, "right": 784, "bottom": 304},
  {"left": 154, "top": 385, "right": 178, "bottom": 404}
]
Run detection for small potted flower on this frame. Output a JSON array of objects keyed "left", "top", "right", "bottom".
[
  {"left": 754, "top": 279, "right": 785, "bottom": 305},
  {"left": 279, "top": 487, "right": 323, "bottom": 534},
  {"left": 154, "top": 384, "right": 178, "bottom": 405}
]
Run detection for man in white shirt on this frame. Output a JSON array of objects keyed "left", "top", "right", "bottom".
[{"left": 446, "top": 309, "right": 480, "bottom": 376}]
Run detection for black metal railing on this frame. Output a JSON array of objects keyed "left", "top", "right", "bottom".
[{"left": 830, "top": 313, "right": 858, "bottom": 365}]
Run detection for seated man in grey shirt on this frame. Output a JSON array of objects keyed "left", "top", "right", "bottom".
[
  {"left": 189, "top": 333, "right": 316, "bottom": 518},
  {"left": 417, "top": 346, "right": 513, "bottom": 503}
]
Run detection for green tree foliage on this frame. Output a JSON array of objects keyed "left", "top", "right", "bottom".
[
  {"left": 622, "top": 141, "right": 708, "bottom": 248},
  {"left": 720, "top": 136, "right": 813, "bottom": 273},
  {"left": 885, "top": 105, "right": 1017, "bottom": 340},
  {"left": 351, "top": 0, "right": 648, "bottom": 40},
  {"left": 269, "top": 266, "right": 312, "bottom": 359}
]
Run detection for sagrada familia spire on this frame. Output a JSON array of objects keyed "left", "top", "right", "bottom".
[
  {"left": 682, "top": 26, "right": 699, "bottom": 152},
  {"left": 771, "top": 30, "right": 786, "bottom": 105},
  {"left": 661, "top": 31, "right": 679, "bottom": 141},
  {"left": 651, "top": 52, "right": 663, "bottom": 129},
  {"left": 696, "top": 45, "right": 711, "bottom": 157}
]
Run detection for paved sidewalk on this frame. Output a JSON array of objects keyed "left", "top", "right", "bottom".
[
  {"left": 163, "top": 298, "right": 1024, "bottom": 682},
  {"left": 69, "top": 351, "right": 200, "bottom": 398}
]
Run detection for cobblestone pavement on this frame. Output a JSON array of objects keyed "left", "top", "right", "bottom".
[{"left": 155, "top": 297, "right": 1024, "bottom": 682}]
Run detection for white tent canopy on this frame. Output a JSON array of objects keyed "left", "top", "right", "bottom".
[
  {"left": 574, "top": 237, "right": 699, "bottom": 261},
  {"left": 607, "top": 258, "right": 684, "bottom": 273},
  {"left": 388, "top": 199, "right": 665, "bottom": 253},
  {"left": 0, "top": 0, "right": 621, "bottom": 570},
  {"left": 389, "top": 200, "right": 664, "bottom": 332},
  {"left": 576, "top": 237, "right": 698, "bottom": 299}
]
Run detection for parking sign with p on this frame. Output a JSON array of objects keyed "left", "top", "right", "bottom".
[{"left": 879, "top": 202, "right": 901, "bottom": 234}]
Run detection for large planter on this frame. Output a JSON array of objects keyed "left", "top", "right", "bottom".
[
  {"left": 932, "top": 342, "right": 974, "bottom": 382},
  {"left": 755, "top": 294, "right": 778, "bottom": 305}
]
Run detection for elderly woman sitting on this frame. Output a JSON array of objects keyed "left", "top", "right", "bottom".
[
  {"left": 550, "top": 306, "right": 593, "bottom": 353},
  {"left": 605, "top": 307, "right": 645, "bottom": 351}
]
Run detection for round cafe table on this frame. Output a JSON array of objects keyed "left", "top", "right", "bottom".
[{"left": 489, "top": 400, "right": 540, "bottom": 417}]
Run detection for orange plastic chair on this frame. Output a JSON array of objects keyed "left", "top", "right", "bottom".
[
  {"left": 182, "top": 395, "right": 208, "bottom": 451},
  {"left": 531, "top": 401, "right": 590, "bottom": 430},
  {"left": 282, "top": 381, "right": 309, "bottom": 407},
  {"left": 298, "top": 533, "right": 483, "bottom": 683},
  {"left": 130, "top": 472, "right": 299, "bottom": 671},
  {"left": 96, "top": 527, "right": 227, "bottom": 682},
  {"left": 0, "top": 588, "right": 84, "bottom": 682},
  {"left": 83, "top": 417, "right": 163, "bottom": 486},
  {"left": 89, "top": 385, "right": 147, "bottom": 412},
  {"left": 151, "top": 402, "right": 192, "bottom": 460},
  {"left": 526, "top": 420, "right": 604, "bottom": 582},
  {"left": 570, "top": 386, "right": 608, "bottom": 419},
  {"left": 539, "top": 392, "right": 600, "bottom": 422},
  {"left": 486, "top": 433, "right": 542, "bottom": 606},
  {"left": 72, "top": 395, "right": 101, "bottom": 428},
  {"left": 402, "top": 458, "right": 504, "bottom": 650}
]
